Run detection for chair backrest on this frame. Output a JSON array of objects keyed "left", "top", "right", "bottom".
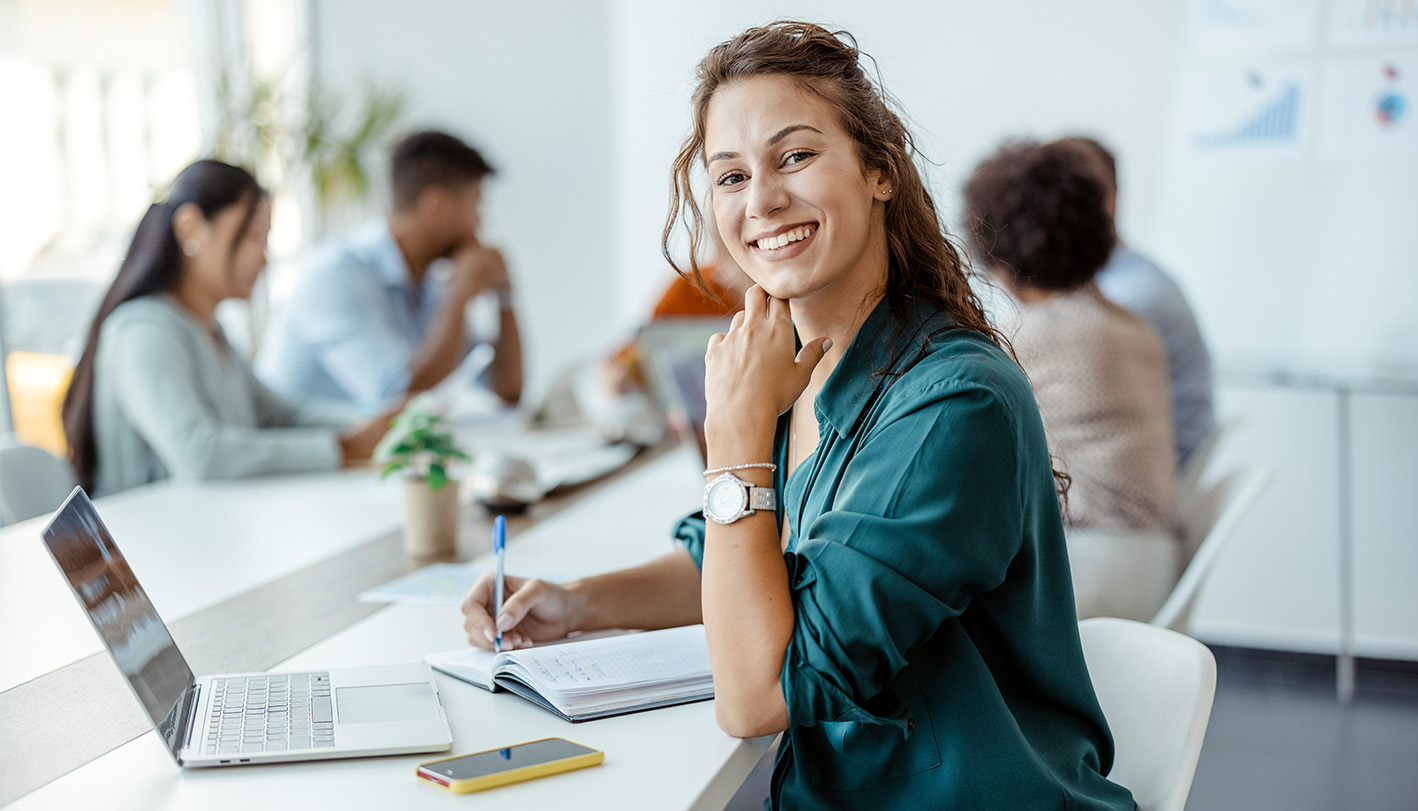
[
  {"left": 1153, "top": 463, "right": 1274, "bottom": 632},
  {"left": 1080, "top": 617, "right": 1217, "bottom": 811},
  {"left": 1176, "top": 418, "right": 1233, "bottom": 503},
  {"left": 0, "top": 441, "right": 77, "bottom": 525}
]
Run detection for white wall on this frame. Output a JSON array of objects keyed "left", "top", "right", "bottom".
[
  {"left": 311, "top": 0, "right": 1418, "bottom": 389},
  {"left": 1154, "top": 7, "right": 1418, "bottom": 378},
  {"left": 310, "top": 1, "right": 1191, "bottom": 384},
  {"left": 612, "top": 0, "right": 1187, "bottom": 325},
  {"left": 309, "top": 0, "right": 619, "bottom": 401}
]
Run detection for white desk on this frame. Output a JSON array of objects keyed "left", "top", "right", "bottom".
[
  {"left": 0, "top": 470, "right": 406, "bottom": 692},
  {"left": 0, "top": 424, "right": 659, "bottom": 693},
  {"left": 5, "top": 446, "right": 774, "bottom": 809}
]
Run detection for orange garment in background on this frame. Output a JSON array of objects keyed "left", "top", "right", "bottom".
[{"left": 651, "top": 268, "right": 742, "bottom": 319}]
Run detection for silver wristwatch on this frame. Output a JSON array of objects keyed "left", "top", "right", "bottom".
[{"left": 703, "top": 472, "right": 777, "bottom": 525}]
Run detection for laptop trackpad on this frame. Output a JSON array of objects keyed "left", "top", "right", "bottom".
[{"left": 336, "top": 683, "right": 441, "bottom": 724}]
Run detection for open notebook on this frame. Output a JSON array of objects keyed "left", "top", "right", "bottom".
[{"left": 425, "top": 625, "right": 714, "bottom": 723}]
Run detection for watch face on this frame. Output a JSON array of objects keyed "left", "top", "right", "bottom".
[{"left": 706, "top": 477, "right": 747, "bottom": 521}]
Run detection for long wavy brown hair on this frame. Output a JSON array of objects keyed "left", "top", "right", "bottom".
[
  {"left": 662, "top": 20, "right": 1001, "bottom": 352},
  {"left": 662, "top": 21, "right": 1073, "bottom": 508}
]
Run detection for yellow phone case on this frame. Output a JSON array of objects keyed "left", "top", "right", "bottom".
[{"left": 416, "top": 737, "right": 604, "bottom": 793}]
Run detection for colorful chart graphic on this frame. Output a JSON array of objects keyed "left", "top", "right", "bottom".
[
  {"left": 1376, "top": 91, "right": 1406, "bottom": 126},
  {"left": 1318, "top": 54, "right": 1418, "bottom": 154}
]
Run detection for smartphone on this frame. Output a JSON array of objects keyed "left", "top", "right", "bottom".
[{"left": 415, "top": 737, "right": 604, "bottom": 793}]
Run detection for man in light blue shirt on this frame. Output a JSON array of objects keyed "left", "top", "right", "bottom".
[
  {"left": 258, "top": 131, "right": 523, "bottom": 414},
  {"left": 1058, "top": 137, "right": 1216, "bottom": 469}
]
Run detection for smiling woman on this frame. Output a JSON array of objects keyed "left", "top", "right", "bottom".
[
  {"left": 664, "top": 24, "right": 995, "bottom": 357},
  {"left": 702, "top": 78, "right": 885, "bottom": 314},
  {"left": 461, "top": 21, "right": 1135, "bottom": 811}
]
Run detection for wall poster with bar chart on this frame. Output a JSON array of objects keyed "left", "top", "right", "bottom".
[{"left": 1184, "top": 61, "right": 1314, "bottom": 156}]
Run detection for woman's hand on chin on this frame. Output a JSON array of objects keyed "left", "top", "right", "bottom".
[{"left": 704, "top": 285, "right": 831, "bottom": 438}]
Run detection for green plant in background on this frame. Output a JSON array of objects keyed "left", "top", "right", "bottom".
[
  {"left": 212, "top": 71, "right": 404, "bottom": 212},
  {"left": 213, "top": 73, "right": 285, "bottom": 174},
  {"left": 375, "top": 394, "right": 470, "bottom": 492},
  {"left": 302, "top": 83, "right": 403, "bottom": 210}
]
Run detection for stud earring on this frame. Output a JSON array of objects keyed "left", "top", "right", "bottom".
[{"left": 183, "top": 240, "right": 199, "bottom": 257}]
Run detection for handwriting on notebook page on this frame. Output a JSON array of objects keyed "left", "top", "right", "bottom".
[{"left": 506, "top": 627, "right": 711, "bottom": 694}]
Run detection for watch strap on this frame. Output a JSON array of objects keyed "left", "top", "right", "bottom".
[{"left": 747, "top": 487, "right": 776, "bottom": 512}]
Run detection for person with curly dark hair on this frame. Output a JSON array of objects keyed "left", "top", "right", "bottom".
[
  {"left": 964, "top": 138, "right": 1181, "bottom": 622},
  {"left": 1055, "top": 136, "right": 1217, "bottom": 471}
]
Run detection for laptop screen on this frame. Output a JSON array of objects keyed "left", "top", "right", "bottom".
[
  {"left": 638, "top": 318, "right": 729, "bottom": 468},
  {"left": 41, "top": 488, "right": 196, "bottom": 762}
]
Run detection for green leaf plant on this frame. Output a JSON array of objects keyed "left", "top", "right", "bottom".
[
  {"left": 374, "top": 394, "right": 471, "bottom": 492},
  {"left": 212, "top": 71, "right": 404, "bottom": 214}
]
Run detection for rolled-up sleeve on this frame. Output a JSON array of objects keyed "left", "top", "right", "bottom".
[
  {"left": 782, "top": 380, "right": 1024, "bottom": 731},
  {"left": 671, "top": 511, "right": 708, "bottom": 566}
]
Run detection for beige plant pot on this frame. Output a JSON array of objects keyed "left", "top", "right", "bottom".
[{"left": 402, "top": 479, "right": 461, "bottom": 559}]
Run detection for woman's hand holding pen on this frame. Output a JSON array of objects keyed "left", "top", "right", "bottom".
[{"left": 461, "top": 573, "right": 576, "bottom": 650}]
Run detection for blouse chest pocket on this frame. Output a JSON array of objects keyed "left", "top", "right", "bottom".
[{"left": 797, "top": 668, "right": 942, "bottom": 791}]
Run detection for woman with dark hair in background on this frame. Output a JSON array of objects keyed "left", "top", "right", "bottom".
[
  {"left": 963, "top": 139, "right": 1180, "bottom": 622},
  {"left": 62, "top": 159, "right": 388, "bottom": 496},
  {"left": 461, "top": 22, "right": 1133, "bottom": 810}
]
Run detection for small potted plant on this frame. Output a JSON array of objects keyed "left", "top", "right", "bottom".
[{"left": 374, "top": 394, "right": 470, "bottom": 559}]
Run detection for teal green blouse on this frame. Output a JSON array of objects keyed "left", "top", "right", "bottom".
[{"left": 674, "top": 297, "right": 1134, "bottom": 810}]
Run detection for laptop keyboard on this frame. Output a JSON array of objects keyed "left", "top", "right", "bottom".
[{"left": 204, "top": 672, "right": 334, "bottom": 755}]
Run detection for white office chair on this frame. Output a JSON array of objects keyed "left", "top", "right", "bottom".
[
  {"left": 1151, "top": 463, "right": 1274, "bottom": 633},
  {"left": 0, "top": 440, "right": 76, "bottom": 525},
  {"left": 1080, "top": 617, "right": 1217, "bottom": 811},
  {"left": 1175, "top": 418, "right": 1238, "bottom": 504}
]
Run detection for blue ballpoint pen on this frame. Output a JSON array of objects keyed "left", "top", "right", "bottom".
[{"left": 493, "top": 515, "right": 506, "bottom": 652}]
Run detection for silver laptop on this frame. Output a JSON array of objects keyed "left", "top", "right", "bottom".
[
  {"left": 638, "top": 317, "right": 730, "bottom": 468},
  {"left": 41, "top": 487, "right": 453, "bottom": 768}
]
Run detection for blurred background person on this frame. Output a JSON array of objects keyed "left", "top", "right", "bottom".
[
  {"left": 1056, "top": 136, "right": 1216, "bottom": 471},
  {"left": 964, "top": 139, "right": 1180, "bottom": 621},
  {"left": 61, "top": 160, "right": 388, "bottom": 497},
  {"left": 257, "top": 130, "right": 523, "bottom": 415}
]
